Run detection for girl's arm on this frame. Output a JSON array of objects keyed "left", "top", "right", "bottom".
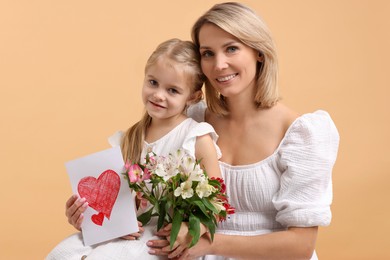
[{"left": 194, "top": 133, "right": 221, "bottom": 179}]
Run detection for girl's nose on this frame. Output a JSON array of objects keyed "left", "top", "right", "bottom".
[{"left": 152, "top": 89, "right": 165, "bottom": 101}]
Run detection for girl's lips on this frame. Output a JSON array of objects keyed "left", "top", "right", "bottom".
[
  {"left": 216, "top": 73, "right": 238, "bottom": 82},
  {"left": 149, "top": 101, "right": 165, "bottom": 109}
]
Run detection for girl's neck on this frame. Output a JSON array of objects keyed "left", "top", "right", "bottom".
[{"left": 145, "top": 114, "right": 188, "bottom": 143}]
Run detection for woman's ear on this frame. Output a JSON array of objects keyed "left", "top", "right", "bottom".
[
  {"left": 257, "top": 52, "right": 264, "bottom": 63},
  {"left": 187, "top": 90, "right": 203, "bottom": 106}
]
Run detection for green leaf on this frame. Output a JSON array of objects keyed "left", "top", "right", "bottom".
[
  {"left": 188, "top": 213, "right": 200, "bottom": 247},
  {"left": 194, "top": 211, "right": 216, "bottom": 241},
  {"left": 201, "top": 198, "right": 219, "bottom": 214},
  {"left": 169, "top": 210, "right": 183, "bottom": 250},
  {"left": 157, "top": 200, "right": 167, "bottom": 231},
  {"left": 137, "top": 208, "right": 153, "bottom": 225},
  {"left": 193, "top": 200, "right": 210, "bottom": 218}
]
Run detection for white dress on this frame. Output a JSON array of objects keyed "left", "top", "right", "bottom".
[
  {"left": 187, "top": 103, "right": 340, "bottom": 260},
  {"left": 46, "top": 118, "right": 220, "bottom": 260}
]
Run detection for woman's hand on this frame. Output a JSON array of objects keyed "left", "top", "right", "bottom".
[
  {"left": 65, "top": 194, "right": 88, "bottom": 230},
  {"left": 156, "top": 223, "right": 192, "bottom": 258},
  {"left": 176, "top": 233, "right": 213, "bottom": 260},
  {"left": 120, "top": 221, "right": 145, "bottom": 240},
  {"left": 149, "top": 223, "right": 210, "bottom": 259}
]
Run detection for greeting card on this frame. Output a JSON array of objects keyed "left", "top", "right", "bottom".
[{"left": 65, "top": 146, "right": 138, "bottom": 246}]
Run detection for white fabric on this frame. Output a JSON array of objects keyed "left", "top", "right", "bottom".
[
  {"left": 46, "top": 117, "right": 220, "bottom": 260},
  {"left": 187, "top": 102, "right": 339, "bottom": 260}
]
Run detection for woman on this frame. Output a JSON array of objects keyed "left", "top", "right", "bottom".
[{"left": 147, "top": 2, "right": 340, "bottom": 259}]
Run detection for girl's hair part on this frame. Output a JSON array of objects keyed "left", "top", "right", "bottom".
[
  {"left": 121, "top": 39, "right": 204, "bottom": 162},
  {"left": 191, "top": 2, "right": 279, "bottom": 115}
]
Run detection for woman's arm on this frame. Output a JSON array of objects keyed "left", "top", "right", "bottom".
[{"left": 149, "top": 226, "right": 318, "bottom": 259}]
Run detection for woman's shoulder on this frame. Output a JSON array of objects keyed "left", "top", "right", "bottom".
[{"left": 281, "top": 107, "right": 340, "bottom": 150}]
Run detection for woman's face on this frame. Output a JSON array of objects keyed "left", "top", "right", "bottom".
[{"left": 198, "top": 23, "right": 260, "bottom": 99}]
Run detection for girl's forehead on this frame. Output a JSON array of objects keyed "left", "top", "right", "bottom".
[{"left": 146, "top": 60, "right": 193, "bottom": 89}]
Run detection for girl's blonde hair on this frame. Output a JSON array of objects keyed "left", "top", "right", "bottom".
[
  {"left": 191, "top": 2, "right": 279, "bottom": 115},
  {"left": 121, "top": 39, "right": 204, "bottom": 162}
]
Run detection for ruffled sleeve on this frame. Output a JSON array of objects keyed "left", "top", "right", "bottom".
[
  {"left": 272, "top": 110, "right": 340, "bottom": 227},
  {"left": 182, "top": 121, "right": 222, "bottom": 159},
  {"left": 108, "top": 131, "right": 124, "bottom": 147},
  {"left": 187, "top": 101, "right": 207, "bottom": 122}
]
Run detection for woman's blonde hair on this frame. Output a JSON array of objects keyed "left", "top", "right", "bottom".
[
  {"left": 191, "top": 2, "right": 279, "bottom": 115},
  {"left": 121, "top": 39, "right": 204, "bottom": 162}
]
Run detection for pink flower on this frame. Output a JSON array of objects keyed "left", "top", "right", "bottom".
[
  {"left": 124, "top": 160, "right": 132, "bottom": 170},
  {"left": 136, "top": 192, "right": 148, "bottom": 210},
  {"left": 128, "top": 163, "right": 143, "bottom": 183},
  {"left": 142, "top": 168, "right": 151, "bottom": 181}
]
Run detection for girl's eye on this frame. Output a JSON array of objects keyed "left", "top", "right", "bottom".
[
  {"left": 149, "top": 80, "right": 158, "bottom": 86},
  {"left": 227, "top": 46, "right": 238, "bottom": 53},
  {"left": 168, "top": 88, "right": 179, "bottom": 94},
  {"left": 201, "top": 50, "right": 213, "bottom": 58}
]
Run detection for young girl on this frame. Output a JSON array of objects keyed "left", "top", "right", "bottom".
[{"left": 47, "top": 38, "right": 222, "bottom": 260}]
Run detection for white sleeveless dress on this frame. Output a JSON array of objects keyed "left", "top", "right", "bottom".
[
  {"left": 186, "top": 102, "right": 340, "bottom": 260},
  {"left": 46, "top": 118, "right": 220, "bottom": 260}
]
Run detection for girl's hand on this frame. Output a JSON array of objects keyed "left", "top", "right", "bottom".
[
  {"left": 65, "top": 194, "right": 88, "bottom": 230},
  {"left": 120, "top": 221, "right": 144, "bottom": 240}
]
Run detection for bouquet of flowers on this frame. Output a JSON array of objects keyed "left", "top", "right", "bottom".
[{"left": 123, "top": 149, "right": 234, "bottom": 248}]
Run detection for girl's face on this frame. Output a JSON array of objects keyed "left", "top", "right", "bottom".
[
  {"left": 198, "top": 23, "right": 260, "bottom": 99},
  {"left": 142, "top": 59, "right": 194, "bottom": 122}
]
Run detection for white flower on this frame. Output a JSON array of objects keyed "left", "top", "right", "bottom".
[
  {"left": 169, "top": 149, "right": 187, "bottom": 165},
  {"left": 196, "top": 180, "right": 216, "bottom": 198},
  {"left": 180, "top": 155, "right": 206, "bottom": 182},
  {"left": 174, "top": 180, "right": 194, "bottom": 199},
  {"left": 154, "top": 156, "right": 179, "bottom": 181},
  {"left": 210, "top": 197, "right": 226, "bottom": 213}
]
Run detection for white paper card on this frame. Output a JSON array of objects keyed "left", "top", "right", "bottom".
[{"left": 65, "top": 146, "right": 138, "bottom": 246}]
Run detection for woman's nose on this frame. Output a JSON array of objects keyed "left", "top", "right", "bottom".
[{"left": 214, "top": 54, "right": 228, "bottom": 71}]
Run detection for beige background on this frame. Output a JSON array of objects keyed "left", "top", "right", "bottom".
[{"left": 1, "top": 0, "right": 389, "bottom": 259}]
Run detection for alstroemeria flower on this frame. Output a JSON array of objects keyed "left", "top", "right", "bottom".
[
  {"left": 124, "top": 160, "right": 132, "bottom": 171},
  {"left": 142, "top": 168, "right": 151, "bottom": 181},
  {"left": 210, "top": 197, "right": 226, "bottom": 213},
  {"left": 154, "top": 157, "right": 179, "bottom": 181},
  {"left": 196, "top": 180, "right": 216, "bottom": 198},
  {"left": 211, "top": 177, "right": 226, "bottom": 193},
  {"left": 174, "top": 180, "right": 194, "bottom": 199},
  {"left": 224, "top": 202, "right": 235, "bottom": 214},
  {"left": 180, "top": 156, "right": 205, "bottom": 182},
  {"left": 128, "top": 163, "right": 143, "bottom": 183},
  {"left": 136, "top": 192, "right": 148, "bottom": 210}
]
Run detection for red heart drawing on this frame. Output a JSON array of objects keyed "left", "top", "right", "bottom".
[
  {"left": 78, "top": 169, "right": 120, "bottom": 226},
  {"left": 91, "top": 212, "right": 105, "bottom": 226}
]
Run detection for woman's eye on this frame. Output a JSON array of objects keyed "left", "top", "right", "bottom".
[
  {"left": 227, "top": 46, "right": 238, "bottom": 53},
  {"left": 201, "top": 50, "right": 213, "bottom": 58}
]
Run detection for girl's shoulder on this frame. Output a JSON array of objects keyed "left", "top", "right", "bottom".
[{"left": 187, "top": 101, "right": 207, "bottom": 122}]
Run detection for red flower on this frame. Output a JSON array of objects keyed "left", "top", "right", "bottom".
[
  {"left": 224, "top": 202, "right": 235, "bottom": 215},
  {"left": 211, "top": 177, "right": 226, "bottom": 193}
]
